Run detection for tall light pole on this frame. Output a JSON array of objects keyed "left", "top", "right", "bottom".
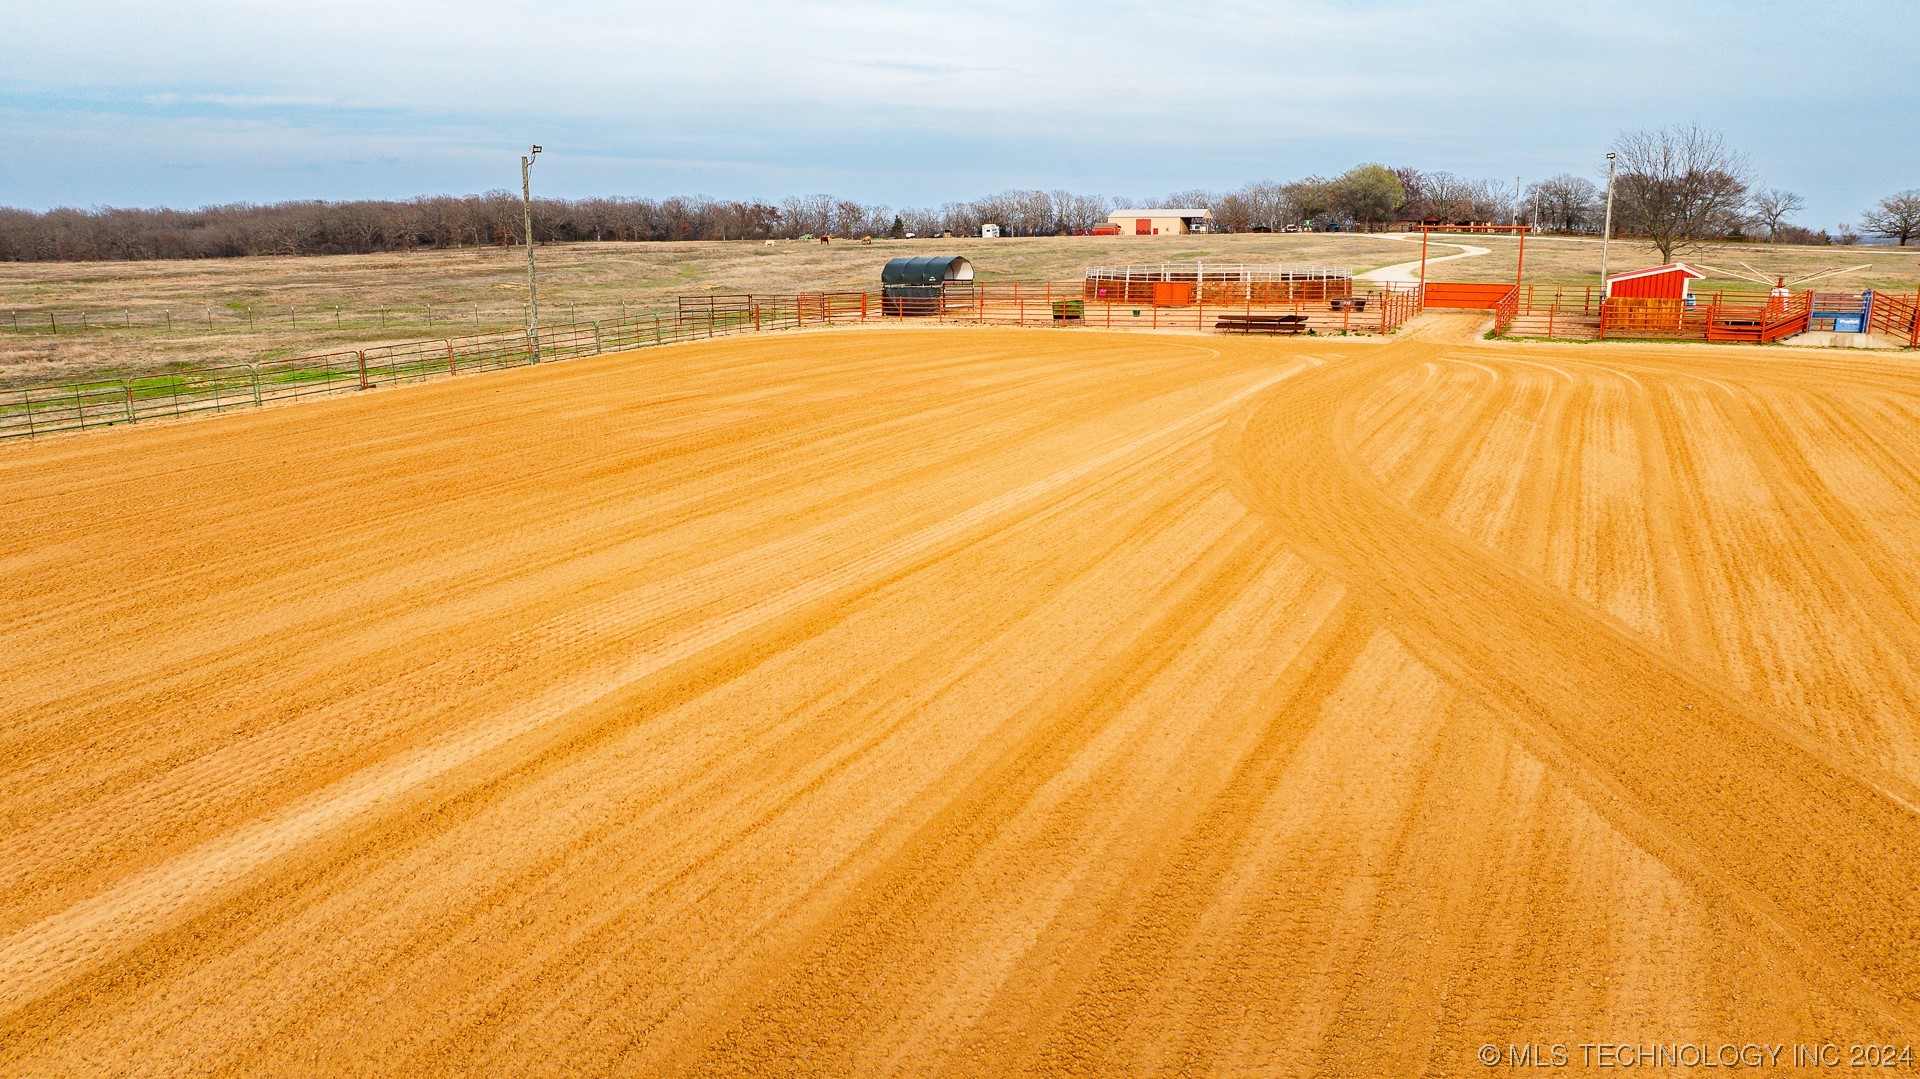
[
  {"left": 522, "top": 144, "right": 542, "bottom": 362},
  {"left": 1599, "top": 152, "right": 1617, "bottom": 301}
]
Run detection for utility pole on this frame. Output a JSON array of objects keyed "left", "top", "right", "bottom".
[
  {"left": 1600, "top": 152, "right": 1618, "bottom": 298},
  {"left": 1513, "top": 176, "right": 1521, "bottom": 227},
  {"left": 522, "top": 144, "right": 543, "bottom": 362}
]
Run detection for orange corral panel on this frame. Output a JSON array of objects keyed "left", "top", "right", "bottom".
[
  {"left": 1151, "top": 282, "right": 1195, "bottom": 307},
  {"left": 1083, "top": 263, "right": 1353, "bottom": 305},
  {"left": 1423, "top": 282, "right": 1516, "bottom": 309},
  {"left": 1144, "top": 282, "right": 1190, "bottom": 307}
]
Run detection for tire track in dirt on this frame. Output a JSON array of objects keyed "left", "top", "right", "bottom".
[
  {"left": 0, "top": 346, "right": 1274, "bottom": 922},
  {"left": 1226, "top": 318, "right": 1920, "bottom": 1016},
  {"left": 0, "top": 357, "right": 1314, "bottom": 1024},
  {"left": 8, "top": 323, "right": 1920, "bottom": 1073}
]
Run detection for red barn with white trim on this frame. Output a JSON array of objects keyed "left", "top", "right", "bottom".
[{"left": 1606, "top": 262, "right": 1706, "bottom": 300}]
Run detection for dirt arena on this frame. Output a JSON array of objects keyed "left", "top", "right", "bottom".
[{"left": 5, "top": 318, "right": 1920, "bottom": 1075}]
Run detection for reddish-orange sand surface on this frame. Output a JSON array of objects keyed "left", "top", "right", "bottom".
[{"left": 5, "top": 318, "right": 1920, "bottom": 1075}]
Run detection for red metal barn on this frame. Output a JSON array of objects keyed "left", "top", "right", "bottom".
[{"left": 1606, "top": 263, "right": 1705, "bottom": 300}]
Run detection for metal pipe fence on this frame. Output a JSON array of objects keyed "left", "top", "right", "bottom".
[
  {"left": 926, "top": 282, "right": 1419, "bottom": 335},
  {"left": 0, "top": 302, "right": 659, "bottom": 336},
  {"left": 1083, "top": 263, "right": 1355, "bottom": 306},
  {"left": 1492, "top": 286, "right": 1920, "bottom": 346},
  {"left": 0, "top": 311, "right": 775, "bottom": 442},
  {"left": 1, "top": 281, "right": 1423, "bottom": 443},
  {"left": 1869, "top": 290, "right": 1920, "bottom": 347},
  {"left": 1590, "top": 292, "right": 1812, "bottom": 343}
]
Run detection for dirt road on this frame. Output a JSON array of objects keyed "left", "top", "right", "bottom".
[
  {"left": 4, "top": 322, "right": 1920, "bottom": 1075},
  {"left": 1354, "top": 233, "right": 1489, "bottom": 284}
]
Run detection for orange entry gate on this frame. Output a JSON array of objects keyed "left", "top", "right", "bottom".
[
  {"left": 1422, "top": 282, "right": 1517, "bottom": 309},
  {"left": 1417, "top": 224, "right": 1529, "bottom": 310},
  {"left": 1151, "top": 282, "right": 1195, "bottom": 306}
]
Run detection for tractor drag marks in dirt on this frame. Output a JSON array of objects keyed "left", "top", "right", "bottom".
[
  {"left": 1229, "top": 319, "right": 1920, "bottom": 1012},
  {"left": 3, "top": 324, "right": 1920, "bottom": 1075}
]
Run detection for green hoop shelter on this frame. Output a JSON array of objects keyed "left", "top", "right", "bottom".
[{"left": 881, "top": 256, "right": 974, "bottom": 316}]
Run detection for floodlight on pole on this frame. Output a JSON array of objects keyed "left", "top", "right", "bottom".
[
  {"left": 1599, "top": 152, "right": 1617, "bottom": 301},
  {"left": 522, "top": 145, "right": 542, "bottom": 363}
]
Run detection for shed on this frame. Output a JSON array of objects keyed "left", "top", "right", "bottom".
[
  {"left": 1606, "top": 262, "right": 1705, "bottom": 300},
  {"left": 1106, "top": 208, "right": 1215, "bottom": 236},
  {"left": 881, "top": 255, "right": 975, "bottom": 316}
]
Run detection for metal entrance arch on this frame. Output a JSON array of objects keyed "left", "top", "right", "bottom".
[{"left": 1416, "top": 224, "right": 1530, "bottom": 309}]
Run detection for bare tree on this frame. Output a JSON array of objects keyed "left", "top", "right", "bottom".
[
  {"left": 1209, "top": 190, "right": 1258, "bottom": 232},
  {"left": 1389, "top": 167, "right": 1427, "bottom": 221},
  {"left": 333, "top": 201, "right": 391, "bottom": 252},
  {"left": 1063, "top": 194, "right": 1111, "bottom": 232},
  {"left": 897, "top": 206, "right": 943, "bottom": 236},
  {"left": 1235, "top": 180, "right": 1286, "bottom": 230},
  {"left": 1860, "top": 190, "right": 1920, "bottom": 246},
  {"left": 1610, "top": 125, "right": 1753, "bottom": 261},
  {"left": 778, "top": 194, "right": 834, "bottom": 238},
  {"left": 1747, "top": 188, "right": 1806, "bottom": 242},
  {"left": 939, "top": 200, "right": 984, "bottom": 237},
  {"left": 1774, "top": 224, "right": 1832, "bottom": 246},
  {"left": 1005, "top": 190, "right": 1054, "bottom": 235},
  {"left": 1479, "top": 178, "right": 1520, "bottom": 226},
  {"left": 1162, "top": 188, "right": 1216, "bottom": 210},
  {"left": 965, "top": 191, "right": 1014, "bottom": 235},
  {"left": 1044, "top": 189, "right": 1078, "bottom": 234},
  {"left": 1527, "top": 175, "right": 1600, "bottom": 233},
  {"left": 0, "top": 154, "right": 1789, "bottom": 261},
  {"left": 828, "top": 199, "right": 871, "bottom": 237},
  {"left": 1407, "top": 172, "right": 1490, "bottom": 225}
]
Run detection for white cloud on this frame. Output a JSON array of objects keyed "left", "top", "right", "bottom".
[{"left": 1, "top": 0, "right": 1914, "bottom": 225}]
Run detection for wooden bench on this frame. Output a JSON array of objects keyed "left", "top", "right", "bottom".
[{"left": 1214, "top": 313, "right": 1308, "bottom": 335}]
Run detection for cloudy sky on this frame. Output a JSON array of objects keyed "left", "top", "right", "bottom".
[{"left": 4, "top": 0, "right": 1915, "bottom": 228}]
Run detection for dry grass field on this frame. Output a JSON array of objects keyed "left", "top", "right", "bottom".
[
  {"left": 6, "top": 233, "right": 1911, "bottom": 388},
  {"left": 0, "top": 234, "right": 1416, "bottom": 387},
  {"left": 1417, "top": 232, "right": 1920, "bottom": 295},
  {"left": 5, "top": 319, "right": 1920, "bottom": 1075}
]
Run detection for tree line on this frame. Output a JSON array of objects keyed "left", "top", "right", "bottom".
[{"left": 3, "top": 125, "right": 1915, "bottom": 262}]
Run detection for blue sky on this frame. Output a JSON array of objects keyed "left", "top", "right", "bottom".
[{"left": 3, "top": 0, "right": 1915, "bottom": 230}]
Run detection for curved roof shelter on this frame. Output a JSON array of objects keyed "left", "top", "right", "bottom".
[{"left": 881, "top": 256, "right": 974, "bottom": 287}]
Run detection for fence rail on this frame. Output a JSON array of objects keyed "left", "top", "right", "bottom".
[
  {"left": 1, "top": 301, "right": 662, "bottom": 336},
  {"left": 673, "top": 282, "right": 1420, "bottom": 334},
  {"left": 1491, "top": 288, "right": 1521, "bottom": 334},
  {"left": 1083, "top": 263, "right": 1354, "bottom": 305},
  {"left": 2, "top": 281, "right": 1424, "bottom": 443},
  {"left": 0, "top": 312, "right": 765, "bottom": 441},
  {"left": 1868, "top": 290, "right": 1920, "bottom": 347},
  {"left": 18, "top": 275, "right": 1901, "bottom": 445},
  {"left": 1496, "top": 286, "right": 1920, "bottom": 347},
  {"left": 1595, "top": 292, "right": 1811, "bottom": 342},
  {"left": 893, "top": 282, "right": 1419, "bottom": 334}
]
